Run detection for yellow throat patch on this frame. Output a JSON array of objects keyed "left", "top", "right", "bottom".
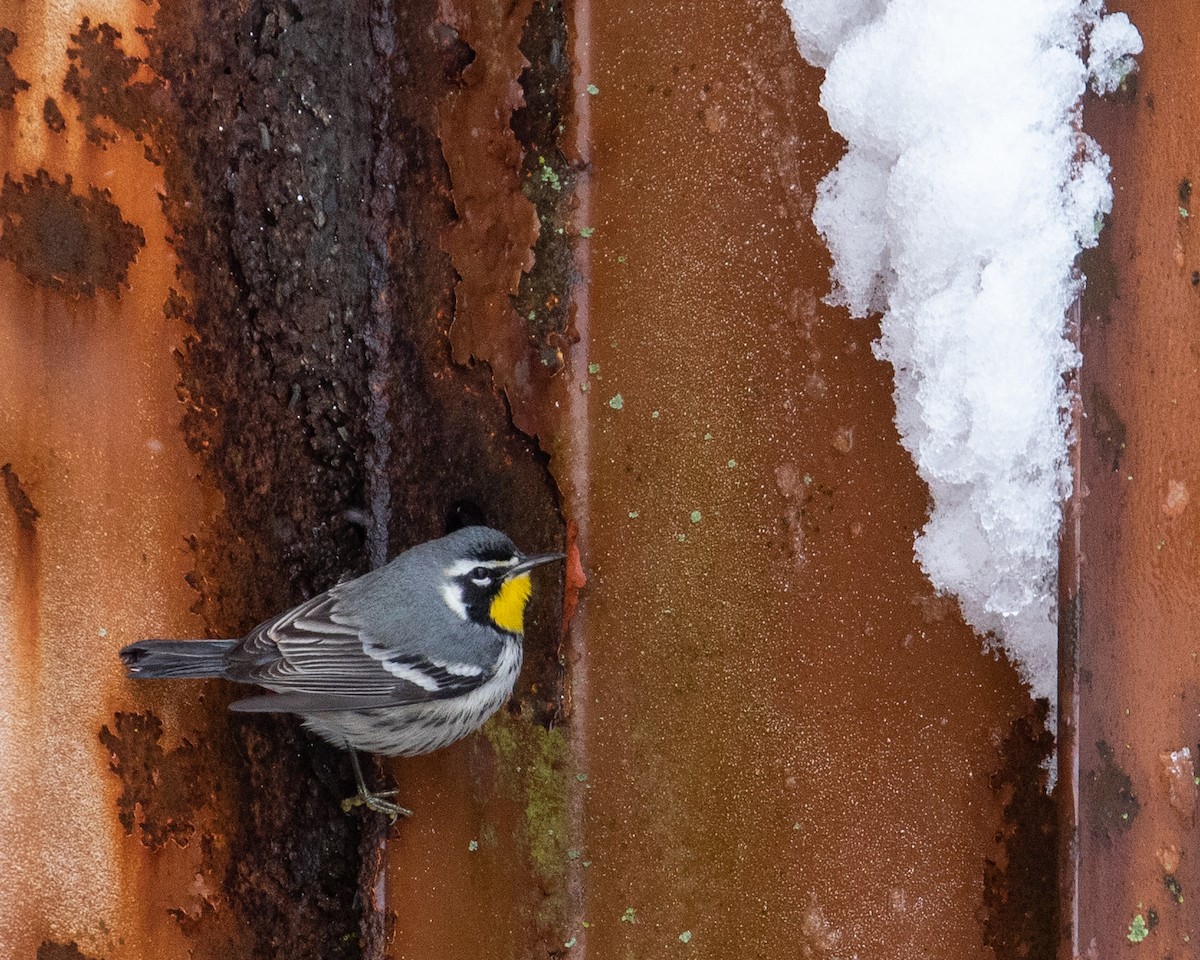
[{"left": 489, "top": 573, "right": 532, "bottom": 634}]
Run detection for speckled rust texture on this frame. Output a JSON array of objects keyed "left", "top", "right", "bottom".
[{"left": 1069, "top": 1, "right": 1200, "bottom": 953}]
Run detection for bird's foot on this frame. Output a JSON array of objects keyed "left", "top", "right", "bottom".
[{"left": 342, "top": 786, "right": 412, "bottom": 821}]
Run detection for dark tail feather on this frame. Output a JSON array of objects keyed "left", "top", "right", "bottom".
[{"left": 119, "top": 639, "right": 236, "bottom": 679}]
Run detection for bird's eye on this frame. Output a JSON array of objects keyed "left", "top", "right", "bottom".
[{"left": 470, "top": 566, "right": 490, "bottom": 581}]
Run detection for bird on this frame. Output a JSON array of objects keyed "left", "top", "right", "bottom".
[{"left": 119, "top": 526, "right": 564, "bottom": 819}]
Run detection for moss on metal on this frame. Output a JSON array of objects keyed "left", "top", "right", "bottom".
[{"left": 484, "top": 711, "right": 573, "bottom": 936}]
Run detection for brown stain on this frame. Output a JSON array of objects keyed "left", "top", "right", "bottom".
[
  {"left": 97, "top": 710, "right": 213, "bottom": 849},
  {"left": 0, "top": 27, "right": 29, "bottom": 110},
  {"left": 1082, "top": 740, "right": 1141, "bottom": 840},
  {"left": 0, "top": 169, "right": 145, "bottom": 297},
  {"left": 1072, "top": 0, "right": 1200, "bottom": 954},
  {"left": 2, "top": 462, "right": 40, "bottom": 658},
  {"left": 36, "top": 942, "right": 105, "bottom": 960}
]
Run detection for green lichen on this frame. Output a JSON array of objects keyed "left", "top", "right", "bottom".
[
  {"left": 1128, "top": 913, "right": 1148, "bottom": 943},
  {"left": 483, "top": 712, "right": 573, "bottom": 935}
]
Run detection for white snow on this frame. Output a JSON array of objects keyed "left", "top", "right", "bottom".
[
  {"left": 1087, "top": 12, "right": 1143, "bottom": 94},
  {"left": 782, "top": 0, "right": 1141, "bottom": 717}
]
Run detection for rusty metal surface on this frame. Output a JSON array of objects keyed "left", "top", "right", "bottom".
[
  {"left": 1, "top": 0, "right": 1066, "bottom": 957},
  {"left": 1, "top": 0, "right": 563, "bottom": 957},
  {"left": 558, "top": 1, "right": 1055, "bottom": 958},
  {"left": 1068, "top": 2, "right": 1200, "bottom": 956}
]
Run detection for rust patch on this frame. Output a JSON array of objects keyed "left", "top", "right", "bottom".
[
  {"left": 0, "top": 170, "right": 145, "bottom": 297},
  {"left": 1083, "top": 740, "right": 1141, "bottom": 839},
  {"left": 981, "top": 703, "right": 1057, "bottom": 960},
  {"left": 64, "top": 18, "right": 160, "bottom": 149},
  {"left": 36, "top": 942, "right": 104, "bottom": 960},
  {"left": 97, "top": 711, "right": 213, "bottom": 849},
  {"left": 2, "top": 462, "right": 40, "bottom": 656},
  {"left": 438, "top": 0, "right": 570, "bottom": 441},
  {"left": 42, "top": 96, "right": 66, "bottom": 133},
  {"left": 222, "top": 720, "right": 374, "bottom": 960},
  {"left": 0, "top": 27, "right": 29, "bottom": 110}
]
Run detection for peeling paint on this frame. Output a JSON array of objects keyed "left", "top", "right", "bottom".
[{"left": 437, "top": 0, "right": 575, "bottom": 443}]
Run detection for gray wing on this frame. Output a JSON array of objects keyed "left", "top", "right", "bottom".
[{"left": 224, "top": 587, "right": 494, "bottom": 714}]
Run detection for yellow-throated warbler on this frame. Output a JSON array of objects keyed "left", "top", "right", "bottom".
[{"left": 120, "top": 526, "right": 564, "bottom": 818}]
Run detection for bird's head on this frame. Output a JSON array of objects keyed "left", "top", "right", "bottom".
[{"left": 436, "top": 527, "right": 564, "bottom": 634}]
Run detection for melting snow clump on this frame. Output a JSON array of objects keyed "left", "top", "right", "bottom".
[
  {"left": 1086, "top": 11, "right": 1143, "bottom": 94},
  {"left": 781, "top": 0, "right": 1141, "bottom": 718}
]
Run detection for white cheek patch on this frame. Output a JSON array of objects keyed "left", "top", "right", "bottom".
[
  {"left": 440, "top": 581, "right": 469, "bottom": 621},
  {"left": 379, "top": 660, "right": 441, "bottom": 691}
]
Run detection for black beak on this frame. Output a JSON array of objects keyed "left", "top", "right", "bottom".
[{"left": 506, "top": 552, "right": 566, "bottom": 578}]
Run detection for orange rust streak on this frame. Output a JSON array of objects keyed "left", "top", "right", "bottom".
[{"left": 1074, "top": 1, "right": 1200, "bottom": 955}]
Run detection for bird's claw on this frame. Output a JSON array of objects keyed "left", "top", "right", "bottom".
[{"left": 342, "top": 788, "right": 412, "bottom": 821}]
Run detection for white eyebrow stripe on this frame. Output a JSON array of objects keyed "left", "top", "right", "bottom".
[
  {"left": 443, "top": 556, "right": 518, "bottom": 577},
  {"left": 440, "top": 582, "right": 469, "bottom": 621},
  {"left": 378, "top": 661, "right": 441, "bottom": 690}
]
